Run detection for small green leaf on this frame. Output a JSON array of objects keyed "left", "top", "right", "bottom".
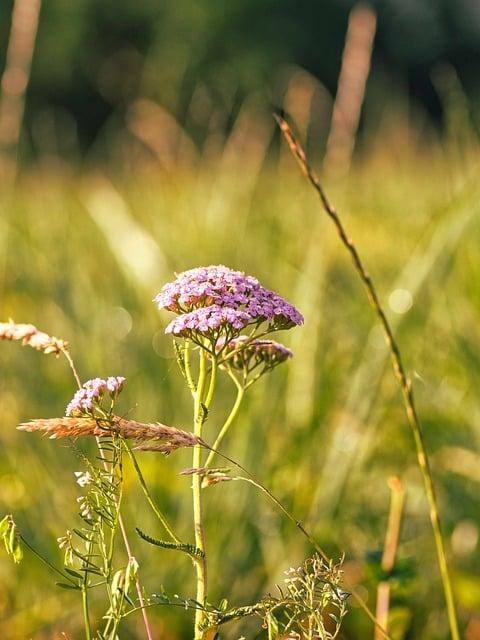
[
  {"left": 12, "top": 542, "right": 23, "bottom": 564},
  {"left": 65, "top": 568, "right": 84, "bottom": 580},
  {"left": 0, "top": 515, "right": 10, "bottom": 538},
  {"left": 136, "top": 527, "right": 205, "bottom": 559},
  {"left": 73, "top": 528, "right": 92, "bottom": 542},
  {"left": 56, "top": 582, "right": 81, "bottom": 590}
]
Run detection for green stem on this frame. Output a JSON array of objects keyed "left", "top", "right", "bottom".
[
  {"left": 19, "top": 534, "right": 76, "bottom": 585},
  {"left": 184, "top": 339, "right": 196, "bottom": 395},
  {"left": 124, "top": 442, "right": 181, "bottom": 544},
  {"left": 81, "top": 584, "right": 92, "bottom": 640},
  {"left": 193, "top": 348, "right": 208, "bottom": 639},
  {"left": 204, "top": 355, "right": 217, "bottom": 409},
  {"left": 204, "top": 378, "right": 244, "bottom": 469},
  {"left": 276, "top": 115, "right": 459, "bottom": 640}
]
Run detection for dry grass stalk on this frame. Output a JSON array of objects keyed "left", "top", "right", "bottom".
[
  {"left": 276, "top": 114, "right": 460, "bottom": 640},
  {"left": 0, "top": 0, "right": 42, "bottom": 175},
  {"left": 0, "top": 320, "right": 68, "bottom": 355},
  {"left": 374, "top": 477, "right": 406, "bottom": 640},
  {"left": 18, "top": 416, "right": 200, "bottom": 453},
  {"left": 323, "top": 3, "right": 376, "bottom": 178}
]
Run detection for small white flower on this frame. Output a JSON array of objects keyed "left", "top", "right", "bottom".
[{"left": 74, "top": 471, "right": 92, "bottom": 487}]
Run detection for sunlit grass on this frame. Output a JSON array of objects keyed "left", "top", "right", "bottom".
[{"left": 1, "top": 128, "right": 480, "bottom": 638}]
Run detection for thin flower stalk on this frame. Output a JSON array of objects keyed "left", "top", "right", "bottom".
[
  {"left": 192, "top": 347, "right": 209, "bottom": 639},
  {"left": 204, "top": 374, "right": 244, "bottom": 469},
  {"left": 275, "top": 114, "right": 460, "bottom": 640}
]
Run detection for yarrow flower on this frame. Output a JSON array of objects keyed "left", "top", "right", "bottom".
[
  {"left": 155, "top": 265, "right": 303, "bottom": 342},
  {"left": 165, "top": 306, "right": 252, "bottom": 339},
  {"left": 154, "top": 265, "right": 260, "bottom": 313},
  {"left": 217, "top": 336, "right": 293, "bottom": 372},
  {"left": 65, "top": 376, "right": 125, "bottom": 417}
]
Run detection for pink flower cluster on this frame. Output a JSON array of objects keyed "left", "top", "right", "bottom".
[
  {"left": 165, "top": 306, "right": 251, "bottom": 338},
  {"left": 66, "top": 377, "right": 125, "bottom": 417},
  {"left": 155, "top": 265, "right": 303, "bottom": 340}
]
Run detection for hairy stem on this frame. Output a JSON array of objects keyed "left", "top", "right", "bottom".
[
  {"left": 275, "top": 114, "right": 460, "bottom": 640},
  {"left": 193, "top": 348, "right": 209, "bottom": 638}
]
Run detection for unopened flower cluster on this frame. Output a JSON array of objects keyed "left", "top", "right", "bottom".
[
  {"left": 65, "top": 377, "right": 125, "bottom": 417},
  {"left": 155, "top": 265, "right": 303, "bottom": 341},
  {"left": 217, "top": 335, "right": 292, "bottom": 372}
]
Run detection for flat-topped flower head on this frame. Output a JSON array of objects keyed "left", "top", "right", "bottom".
[
  {"left": 165, "top": 306, "right": 251, "bottom": 341},
  {"left": 155, "top": 265, "right": 303, "bottom": 338},
  {"left": 66, "top": 376, "right": 125, "bottom": 417},
  {"left": 217, "top": 335, "right": 293, "bottom": 373},
  {"left": 154, "top": 265, "right": 261, "bottom": 313}
]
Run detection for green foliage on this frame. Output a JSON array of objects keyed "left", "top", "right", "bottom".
[
  {"left": 0, "top": 514, "right": 23, "bottom": 564},
  {"left": 136, "top": 526, "right": 205, "bottom": 559},
  {"left": 1, "top": 130, "right": 479, "bottom": 637}
]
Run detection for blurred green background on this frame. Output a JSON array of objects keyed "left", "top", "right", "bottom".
[{"left": 1, "top": 1, "right": 480, "bottom": 638}]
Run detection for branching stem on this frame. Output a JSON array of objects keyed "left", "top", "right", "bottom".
[{"left": 204, "top": 373, "right": 244, "bottom": 469}]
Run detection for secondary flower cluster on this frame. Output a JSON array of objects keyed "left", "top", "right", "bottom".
[
  {"left": 217, "top": 336, "right": 292, "bottom": 373},
  {"left": 65, "top": 377, "right": 125, "bottom": 417},
  {"left": 155, "top": 265, "right": 303, "bottom": 342}
]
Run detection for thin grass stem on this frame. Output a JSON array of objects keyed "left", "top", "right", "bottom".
[
  {"left": 19, "top": 534, "right": 76, "bottom": 585},
  {"left": 275, "top": 114, "right": 460, "bottom": 640},
  {"left": 124, "top": 442, "right": 181, "bottom": 544}
]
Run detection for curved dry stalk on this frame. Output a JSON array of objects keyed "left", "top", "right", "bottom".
[{"left": 275, "top": 114, "right": 460, "bottom": 640}]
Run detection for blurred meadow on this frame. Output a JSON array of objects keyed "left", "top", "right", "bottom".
[{"left": 1, "top": 1, "right": 480, "bottom": 639}]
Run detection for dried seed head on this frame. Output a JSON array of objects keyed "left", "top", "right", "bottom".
[
  {"left": 18, "top": 415, "right": 200, "bottom": 453},
  {"left": 0, "top": 319, "right": 67, "bottom": 355},
  {"left": 180, "top": 466, "right": 232, "bottom": 487}
]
